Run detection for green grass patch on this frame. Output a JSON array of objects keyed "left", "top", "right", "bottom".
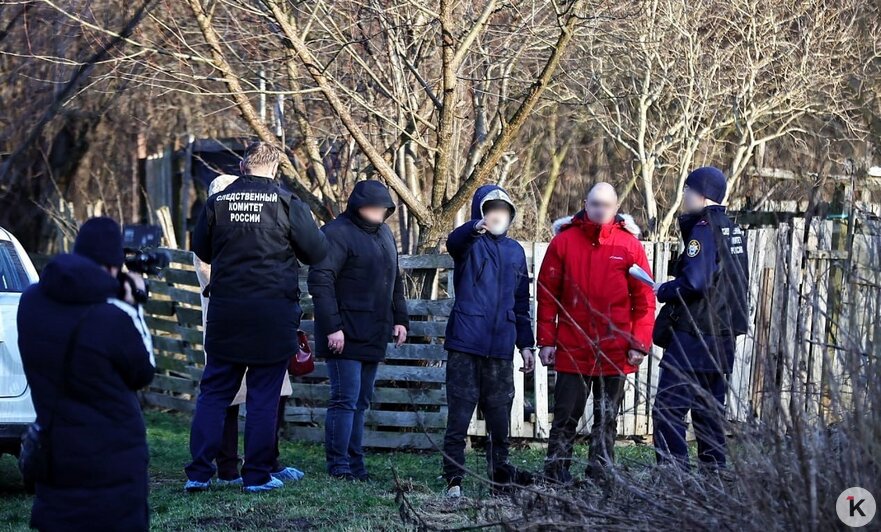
[{"left": 0, "top": 410, "right": 656, "bottom": 531}]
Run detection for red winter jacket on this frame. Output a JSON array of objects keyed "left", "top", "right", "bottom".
[{"left": 537, "top": 211, "right": 656, "bottom": 376}]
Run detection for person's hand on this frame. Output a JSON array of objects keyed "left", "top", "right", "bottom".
[
  {"left": 652, "top": 282, "right": 662, "bottom": 296},
  {"left": 520, "top": 348, "right": 535, "bottom": 373},
  {"left": 627, "top": 349, "right": 646, "bottom": 366},
  {"left": 393, "top": 325, "right": 408, "bottom": 347},
  {"left": 121, "top": 272, "right": 146, "bottom": 306},
  {"left": 327, "top": 330, "right": 345, "bottom": 354},
  {"left": 474, "top": 218, "right": 488, "bottom": 234},
  {"left": 538, "top": 346, "right": 556, "bottom": 366}
]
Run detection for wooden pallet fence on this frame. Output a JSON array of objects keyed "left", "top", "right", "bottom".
[{"left": 141, "top": 218, "right": 880, "bottom": 448}]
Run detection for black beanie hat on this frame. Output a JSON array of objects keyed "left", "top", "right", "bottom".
[
  {"left": 74, "top": 217, "right": 125, "bottom": 268},
  {"left": 685, "top": 166, "right": 727, "bottom": 204}
]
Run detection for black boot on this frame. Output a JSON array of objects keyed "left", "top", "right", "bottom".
[
  {"left": 543, "top": 464, "right": 574, "bottom": 485},
  {"left": 491, "top": 463, "right": 534, "bottom": 495}
]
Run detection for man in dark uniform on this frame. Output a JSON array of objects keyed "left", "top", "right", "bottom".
[
  {"left": 651, "top": 166, "right": 749, "bottom": 472},
  {"left": 185, "top": 141, "right": 328, "bottom": 493}
]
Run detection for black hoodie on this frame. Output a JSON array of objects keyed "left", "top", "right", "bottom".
[
  {"left": 307, "top": 180, "right": 409, "bottom": 361},
  {"left": 17, "top": 253, "right": 155, "bottom": 531}
]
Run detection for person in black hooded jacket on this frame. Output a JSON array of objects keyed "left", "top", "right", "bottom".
[
  {"left": 307, "top": 180, "right": 409, "bottom": 480},
  {"left": 17, "top": 217, "right": 155, "bottom": 532}
]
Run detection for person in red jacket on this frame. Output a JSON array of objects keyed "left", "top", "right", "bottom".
[{"left": 537, "top": 182, "right": 656, "bottom": 483}]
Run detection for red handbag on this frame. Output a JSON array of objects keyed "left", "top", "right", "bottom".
[{"left": 288, "top": 330, "right": 315, "bottom": 377}]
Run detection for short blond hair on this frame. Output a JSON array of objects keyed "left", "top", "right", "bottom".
[{"left": 242, "top": 141, "right": 281, "bottom": 172}]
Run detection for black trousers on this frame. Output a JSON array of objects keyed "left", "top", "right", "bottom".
[
  {"left": 545, "top": 372, "right": 626, "bottom": 475},
  {"left": 442, "top": 351, "right": 514, "bottom": 481},
  {"left": 216, "top": 399, "right": 287, "bottom": 480}
]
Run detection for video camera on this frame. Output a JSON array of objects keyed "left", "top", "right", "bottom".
[{"left": 122, "top": 225, "right": 170, "bottom": 275}]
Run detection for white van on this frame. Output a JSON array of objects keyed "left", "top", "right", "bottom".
[{"left": 0, "top": 226, "right": 39, "bottom": 456}]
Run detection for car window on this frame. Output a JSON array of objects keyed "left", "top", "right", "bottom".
[{"left": 0, "top": 240, "right": 30, "bottom": 292}]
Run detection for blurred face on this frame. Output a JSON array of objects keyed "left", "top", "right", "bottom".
[
  {"left": 358, "top": 206, "right": 388, "bottom": 224},
  {"left": 682, "top": 186, "right": 706, "bottom": 213},
  {"left": 483, "top": 207, "right": 512, "bottom": 235},
  {"left": 584, "top": 196, "right": 617, "bottom": 224}
]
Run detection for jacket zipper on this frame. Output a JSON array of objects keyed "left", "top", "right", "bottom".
[{"left": 492, "top": 239, "right": 502, "bottom": 355}]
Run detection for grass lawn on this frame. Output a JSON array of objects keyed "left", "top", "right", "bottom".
[{"left": 0, "top": 410, "right": 656, "bottom": 531}]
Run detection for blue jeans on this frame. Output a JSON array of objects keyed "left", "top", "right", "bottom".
[
  {"left": 325, "top": 358, "right": 379, "bottom": 477},
  {"left": 185, "top": 357, "right": 288, "bottom": 486}
]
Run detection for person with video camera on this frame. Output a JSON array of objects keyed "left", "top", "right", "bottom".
[
  {"left": 186, "top": 141, "right": 328, "bottom": 493},
  {"left": 17, "top": 217, "right": 156, "bottom": 532}
]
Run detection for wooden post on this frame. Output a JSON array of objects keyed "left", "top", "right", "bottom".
[{"left": 532, "top": 242, "right": 551, "bottom": 438}]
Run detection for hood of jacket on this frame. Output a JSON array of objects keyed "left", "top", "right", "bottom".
[
  {"left": 470, "top": 184, "right": 517, "bottom": 222},
  {"left": 346, "top": 180, "right": 396, "bottom": 219},
  {"left": 552, "top": 211, "right": 641, "bottom": 237},
  {"left": 39, "top": 253, "right": 119, "bottom": 304}
]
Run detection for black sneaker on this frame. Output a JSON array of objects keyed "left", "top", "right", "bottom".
[
  {"left": 446, "top": 476, "right": 463, "bottom": 498},
  {"left": 330, "top": 472, "right": 356, "bottom": 481}
]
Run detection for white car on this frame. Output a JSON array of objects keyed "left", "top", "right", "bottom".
[{"left": 0, "top": 226, "right": 39, "bottom": 457}]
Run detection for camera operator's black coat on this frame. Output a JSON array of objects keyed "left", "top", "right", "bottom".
[
  {"left": 307, "top": 180, "right": 409, "bottom": 362},
  {"left": 17, "top": 253, "right": 156, "bottom": 531},
  {"left": 191, "top": 174, "right": 328, "bottom": 365}
]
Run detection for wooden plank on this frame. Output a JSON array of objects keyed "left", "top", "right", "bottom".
[
  {"left": 647, "top": 241, "right": 672, "bottom": 435},
  {"left": 153, "top": 353, "right": 188, "bottom": 373},
  {"left": 283, "top": 406, "right": 447, "bottom": 429},
  {"left": 780, "top": 218, "right": 805, "bottom": 424},
  {"left": 727, "top": 227, "right": 767, "bottom": 421},
  {"left": 621, "top": 373, "right": 637, "bottom": 436},
  {"left": 146, "top": 316, "right": 180, "bottom": 335},
  {"left": 406, "top": 298, "right": 453, "bottom": 317},
  {"left": 142, "top": 391, "right": 196, "bottom": 412},
  {"left": 632, "top": 242, "right": 653, "bottom": 436},
  {"left": 150, "top": 374, "right": 197, "bottom": 395},
  {"left": 176, "top": 307, "right": 204, "bottom": 327},
  {"left": 288, "top": 426, "right": 440, "bottom": 450},
  {"left": 510, "top": 348, "right": 527, "bottom": 438},
  {"left": 159, "top": 248, "right": 195, "bottom": 265},
  {"left": 153, "top": 335, "right": 186, "bottom": 353},
  {"left": 289, "top": 384, "right": 446, "bottom": 406},
  {"left": 177, "top": 326, "right": 204, "bottom": 346},
  {"left": 532, "top": 242, "right": 550, "bottom": 438},
  {"left": 399, "top": 254, "right": 454, "bottom": 269},
  {"left": 163, "top": 268, "right": 200, "bottom": 287},
  {"left": 808, "top": 221, "right": 832, "bottom": 422},
  {"left": 301, "top": 362, "right": 447, "bottom": 384},
  {"left": 144, "top": 299, "right": 174, "bottom": 317},
  {"left": 761, "top": 224, "right": 790, "bottom": 420},
  {"left": 150, "top": 283, "right": 202, "bottom": 306},
  {"left": 383, "top": 343, "right": 446, "bottom": 361}
]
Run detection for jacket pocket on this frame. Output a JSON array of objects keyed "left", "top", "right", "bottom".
[
  {"left": 474, "top": 258, "right": 489, "bottom": 285},
  {"left": 340, "top": 297, "right": 382, "bottom": 342}
]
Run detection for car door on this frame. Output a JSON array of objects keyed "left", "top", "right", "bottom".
[{"left": 0, "top": 233, "right": 39, "bottom": 399}]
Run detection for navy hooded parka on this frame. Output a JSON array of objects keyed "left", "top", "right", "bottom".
[{"left": 444, "top": 185, "right": 535, "bottom": 359}]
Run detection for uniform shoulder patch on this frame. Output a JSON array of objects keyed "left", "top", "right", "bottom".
[{"left": 686, "top": 239, "right": 702, "bottom": 257}]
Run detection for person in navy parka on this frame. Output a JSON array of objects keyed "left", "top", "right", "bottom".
[
  {"left": 17, "top": 217, "right": 156, "bottom": 531},
  {"left": 441, "top": 184, "right": 536, "bottom": 498}
]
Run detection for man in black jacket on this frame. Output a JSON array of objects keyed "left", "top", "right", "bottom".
[
  {"left": 186, "top": 142, "right": 328, "bottom": 493},
  {"left": 18, "top": 217, "right": 155, "bottom": 531},
  {"left": 307, "top": 180, "right": 409, "bottom": 481}
]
